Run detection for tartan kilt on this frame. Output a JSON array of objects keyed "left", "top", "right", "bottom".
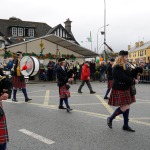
[
  {"left": 108, "top": 88, "right": 136, "bottom": 106},
  {"left": 12, "top": 76, "right": 26, "bottom": 89},
  {"left": 107, "top": 80, "right": 113, "bottom": 89},
  {"left": 59, "top": 85, "right": 70, "bottom": 99},
  {"left": 0, "top": 108, "right": 9, "bottom": 144}
]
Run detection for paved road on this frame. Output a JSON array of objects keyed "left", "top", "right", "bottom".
[{"left": 3, "top": 81, "right": 150, "bottom": 150}]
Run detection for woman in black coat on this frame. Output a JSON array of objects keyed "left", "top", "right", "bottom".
[
  {"left": 107, "top": 50, "right": 139, "bottom": 132},
  {"left": 57, "top": 58, "right": 74, "bottom": 112}
]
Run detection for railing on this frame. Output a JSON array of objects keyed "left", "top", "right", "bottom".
[{"left": 140, "top": 69, "right": 150, "bottom": 83}]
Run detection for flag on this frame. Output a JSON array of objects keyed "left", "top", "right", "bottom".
[{"left": 87, "top": 31, "right": 92, "bottom": 42}]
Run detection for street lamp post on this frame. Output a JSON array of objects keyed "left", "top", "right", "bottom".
[
  {"left": 97, "top": 24, "right": 109, "bottom": 53},
  {"left": 104, "top": 0, "right": 106, "bottom": 61}
]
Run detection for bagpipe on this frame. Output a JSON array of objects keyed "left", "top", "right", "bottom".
[{"left": 103, "top": 42, "right": 143, "bottom": 79}]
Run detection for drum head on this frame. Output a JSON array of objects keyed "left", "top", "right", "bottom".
[{"left": 20, "top": 56, "right": 40, "bottom": 76}]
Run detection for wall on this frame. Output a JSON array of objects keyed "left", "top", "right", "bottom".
[{"left": 2, "top": 39, "right": 84, "bottom": 64}]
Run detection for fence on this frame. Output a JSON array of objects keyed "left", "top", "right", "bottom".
[{"left": 140, "top": 69, "right": 150, "bottom": 83}]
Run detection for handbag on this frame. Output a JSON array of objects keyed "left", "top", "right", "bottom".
[
  {"left": 0, "top": 107, "right": 4, "bottom": 119},
  {"left": 130, "top": 84, "right": 136, "bottom": 95},
  {"left": 66, "top": 84, "right": 70, "bottom": 90}
]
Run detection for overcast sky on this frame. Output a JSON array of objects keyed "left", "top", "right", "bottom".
[{"left": 1, "top": 0, "right": 150, "bottom": 53}]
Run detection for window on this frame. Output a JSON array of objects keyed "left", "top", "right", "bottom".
[
  {"left": 18, "top": 28, "right": 23, "bottom": 36},
  {"left": 12, "top": 27, "right": 17, "bottom": 36},
  {"left": 60, "top": 28, "right": 62, "bottom": 37},
  {"left": 28, "top": 29, "right": 34, "bottom": 37}
]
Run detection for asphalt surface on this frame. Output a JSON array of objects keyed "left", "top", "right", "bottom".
[{"left": 2, "top": 81, "right": 150, "bottom": 150}]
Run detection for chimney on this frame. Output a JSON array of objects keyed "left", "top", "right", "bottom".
[
  {"left": 140, "top": 41, "right": 144, "bottom": 47},
  {"left": 135, "top": 42, "right": 139, "bottom": 47},
  {"left": 64, "top": 18, "right": 72, "bottom": 34},
  {"left": 128, "top": 45, "right": 131, "bottom": 50}
]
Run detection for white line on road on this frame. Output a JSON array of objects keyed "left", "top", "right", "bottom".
[
  {"left": 44, "top": 90, "right": 50, "bottom": 105},
  {"left": 19, "top": 129, "right": 55, "bottom": 145}
]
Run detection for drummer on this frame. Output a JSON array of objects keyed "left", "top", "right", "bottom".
[{"left": 11, "top": 51, "right": 32, "bottom": 102}]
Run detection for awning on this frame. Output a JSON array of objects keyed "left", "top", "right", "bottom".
[{"left": 7, "top": 34, "right": 99, "bottom": 58}]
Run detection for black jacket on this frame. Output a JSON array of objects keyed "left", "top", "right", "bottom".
[
  {"left": 106, "top": 63, "right": 113, "bottom": 80},
  {"left": 112, "top": 65, "right": 134, "bottom": 90},
  {"left": 57, "top": 66, "right": 68, "bottom": 87}
]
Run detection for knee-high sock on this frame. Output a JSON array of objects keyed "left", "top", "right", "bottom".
[
  {"left": 63, "top": 98, "right": 70, "bottom": 108},
  {"left": 109, "top": 107, "right": 123, "bottom": 121},
  {"left": 22, "top": 88, "right": 28, "bottom": 100},
  {"left": 13, "top": 89, "right": 17, "bottom": 99},
  {"left": 123, "top": 109, "right": 130, "bottom": 127},
  {"left": 104, "top": 88, "right": 110, "bottom": 98},
  {"left": 59, "top": 98, "right": 64, "bottom": 107}
]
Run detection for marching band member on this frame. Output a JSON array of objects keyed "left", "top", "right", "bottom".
[
  {"left": 57, "top": 58, "right": 73, "bottom": 112},
  {"left": 104, "top": 58, "right": 115, "bottom": 99},
  {"left": 12, "top": 51, "right": 32, "bottom": 102},
  {"left": 107, "top": 50, "right": 139, "bottom": 132},
  {"left": 0, "top": 92, "right": 9, "bottom": 150}
]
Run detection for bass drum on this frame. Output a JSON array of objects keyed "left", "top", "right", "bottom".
[{"left": 20, "top": 56, "right": 40, "bottom": 76}]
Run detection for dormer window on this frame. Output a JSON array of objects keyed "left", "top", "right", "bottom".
[
  {"left": 12, "top": 27, "right": 17, "bottom": 36},
  {"left": 28, "top": 29, "right": 34, "bottom": 37},
  {"left": 18, "top": 28, "right": 23, "bottom": 36}
]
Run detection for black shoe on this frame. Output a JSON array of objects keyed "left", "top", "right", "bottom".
[
  {"left": 90, "top": 91, "right": 96, "bottom": 94},
  {"left": 25, "top": 98, "right": 32, "bottom": 102},
  {"left": 104, "top": 97, "right": 109, "bottom": 100},
  {"left": 66, "top": 108, "right": 73, "bottom": 112},
  {"left": 123, "top": 126, "right": 135, "bottom": 132},
  {"left": 107, "top": 117, "right": 112, "bottom": 129},
  {"left": 59, "top": 106, "right": 67, "bottom": 109},
  {"left": 12, "top": 99, "right": 18, "bottom": 102},
  {"left": 78, "top": 90, "right": 83, "bottom": 93}
]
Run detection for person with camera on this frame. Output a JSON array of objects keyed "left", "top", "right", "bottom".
[
  {"left": 107, "top": 50, "right": 139, "bottom": 132},
  {"left": 57, "top": 58, "right": 74, "bottom": 112},
  {"left": 0, "top": 92, "right": 9, "bottom": 150}
]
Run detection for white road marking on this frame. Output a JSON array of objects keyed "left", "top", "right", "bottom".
[
  {"left": 19, "top": 129, "right": 55, "bottom": 145},
  {"left": 44, "top": 90, "right": 50, "bottom": 105}
]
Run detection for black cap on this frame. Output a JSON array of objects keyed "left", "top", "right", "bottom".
[
  {"left": 16, "top": 51, "right": 22, "bottom": 56},
  {"left": 119, "top": 50, "right": 128, "bottom": 56},
  {"left": 109, "top": 58, "right": 115, "bottom": 62},
  {"left": 58, "top": 58, "right": 65, "bottom": 62},
  {"left": 85, "top": 61, "right": 90, "bottom": 64}
]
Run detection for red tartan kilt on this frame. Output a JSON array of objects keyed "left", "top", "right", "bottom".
[
  {"left": 108, "top": 80, "right": 113, "bottom": 89},
  {"left": 59, "top": 85, "right": 70, "bottom": 99},
  {"left": 0, "top": 110, "right": 9, "bottom": 144},
  {"left": 12, "top": 76, "right": 26, "bottom": 89},
  {"left": 108, "top": 88, "right": 136, "bottom": 106}
]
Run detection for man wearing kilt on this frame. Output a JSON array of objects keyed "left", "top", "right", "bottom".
[
  {"left": 107, "top": 50, "right": 139, "bottom": 132},
  {"left": 57, "top": 58, "right": 74, "bottom": 112},
  {"left": 0, "top": 91, "right": 9, "bottom": 150},
  {"left": 12, "top": 51, "right": 32, "bottom": 102},
  {"left": 104, "top": 58, "right": 115, "bottom": 99}
]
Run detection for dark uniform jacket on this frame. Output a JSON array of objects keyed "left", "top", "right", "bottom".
[
  {"left": 57, "top": 66, "right": 68, "bottom": 87},
  {"left": 112, "top": 65, "right": 134, "bottom": 90},
  {"left": 106, "top": 63, "right": 113, "bottom": 80},
  {"left": 13, "top": 59, "right": 21, "bottom": 76}
]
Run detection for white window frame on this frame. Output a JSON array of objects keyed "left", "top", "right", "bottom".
[
  {"left": 18, "top": 28, "right": 23, "bottom": 36},
  {"left": 28, "top": 29, "right": 34, "bottom": 37},
  {"left": 12, "top": 27, "right": 17, "bottom": 36}
]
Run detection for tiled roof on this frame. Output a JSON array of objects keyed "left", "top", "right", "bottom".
[
  {"left": 129, "top": 41, "right": 150, "bottom": 52},
  {"left": 46, "top": 24, "right": 79, "bottom": 45},
  {"left": 0, "top": 18, "right": 52, "bottom": 38}
]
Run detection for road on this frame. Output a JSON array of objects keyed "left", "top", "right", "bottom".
[{"left": 3, "top": 81, "right": 150, "bottom": 150}]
